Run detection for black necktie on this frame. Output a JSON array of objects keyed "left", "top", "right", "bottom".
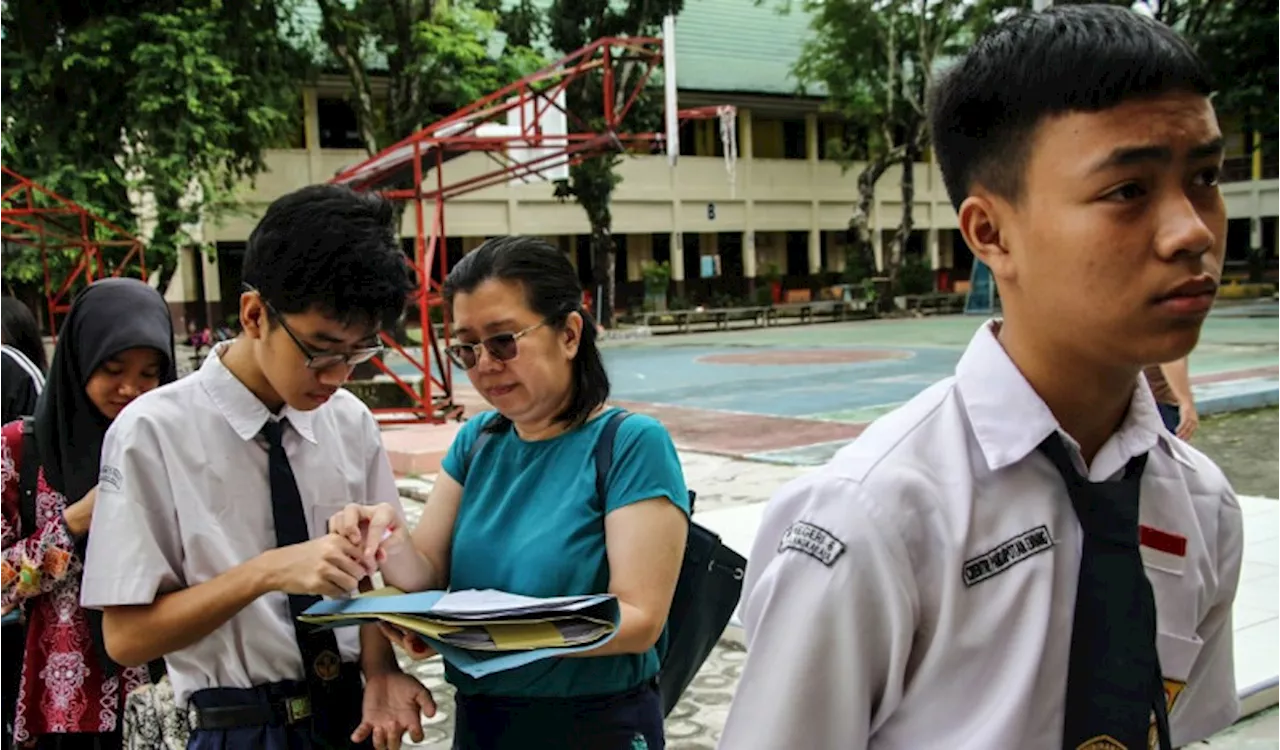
[
  {"left": 261, "top": 419, "right": 349, "bottom": 734},
  {"left": 1039, "top": 433, "right": 1172, "bottom": 750}
]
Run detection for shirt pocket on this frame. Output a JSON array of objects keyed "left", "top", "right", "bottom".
[
  {"left": 1156, "top": 629, "right": 1203, "bottom": 713},
  {"left": 310, "top": 503, "right": 349, "bottom": 539}
]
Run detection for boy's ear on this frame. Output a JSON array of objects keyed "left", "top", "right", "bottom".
[{"left": 239, "top": 292, "right": 268, "bottom": 340}]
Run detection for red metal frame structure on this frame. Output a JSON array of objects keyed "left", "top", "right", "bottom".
[
  {"left": 331, "top": 36, "right": 729, "bottom": 425},
  {"left": 1, "top": 167, "right": 149, "bottom": 337}
]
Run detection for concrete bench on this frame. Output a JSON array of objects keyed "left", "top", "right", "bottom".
[
  {"left": 635, "top": 306, "right": 771, "bottom": 332},
  {"left": 770, "top": 300, "right": 855, "bottom": 324},
  {"left": 901, "top": 293, "right": 966, "bottom": 315}
]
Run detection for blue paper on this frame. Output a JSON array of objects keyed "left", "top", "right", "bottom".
[{"left": 300, "top": 590, "right": 621, "bottom": 679}]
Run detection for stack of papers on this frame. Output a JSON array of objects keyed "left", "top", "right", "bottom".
[{"left": 299, "top": 588, "right": 620, "bottom": 678}]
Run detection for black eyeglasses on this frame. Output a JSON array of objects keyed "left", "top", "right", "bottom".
[
  {"left": 243, "top": 285, "right": 384, "bottom": 370},
  {"left": 445, "top": 322, "right": 544, "bottom": 370}
]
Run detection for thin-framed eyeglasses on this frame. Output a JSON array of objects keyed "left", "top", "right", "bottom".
[
  {"left": 242, "top": 284, "right": 384, "bottom": 370},
  {"left": 445, "top": 322, "right": 545, "bottom": 370}
]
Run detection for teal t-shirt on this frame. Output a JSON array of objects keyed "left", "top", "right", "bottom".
[{"left": 439, "top": 407, "right": 690, "bottom": 698}]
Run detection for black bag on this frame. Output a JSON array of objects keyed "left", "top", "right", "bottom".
[{"left": 463, "top": 410, "right": 746, "bottom": 716}]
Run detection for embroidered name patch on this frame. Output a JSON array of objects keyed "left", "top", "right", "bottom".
[
  {"left": 962, "top": 525, "right": 1054, "bottom": 587},
  {"left": 98, "top": 465, "right": 123, "bottom": 492},
  {"left": 779, "top": 522, "right": 846, "bottom": 566}
]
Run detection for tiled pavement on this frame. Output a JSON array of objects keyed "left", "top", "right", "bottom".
[{"left": 391, "top": 452, "right": 1279, "bottom": 749}]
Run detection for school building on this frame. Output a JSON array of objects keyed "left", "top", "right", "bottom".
[{"left": 162, "top": 0, "right": 1280, "bottom": 330}]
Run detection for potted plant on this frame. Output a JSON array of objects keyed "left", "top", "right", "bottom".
[
  {"left": 641, "top": 260, "right": 672, "bottom": 313},
  {"left": 762, "top": 261, "right": 783, "bottom": 305}
]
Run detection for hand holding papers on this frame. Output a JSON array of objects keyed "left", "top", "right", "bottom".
[{"left": 300, "top": 588, "right": 620, "bottom": 678}]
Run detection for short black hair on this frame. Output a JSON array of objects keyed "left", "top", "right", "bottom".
[
  {"left": 928, "top": 4, "right": 1214, "bottom": 212},
  {"left": 1, "top": 296, "right": 47, "bottom": 373},
  {"left": 242, "top": 184, "right": 414, "bottom": 331},
  {"left": 444, "top": 236, "right": 610, "bottom": 431}
]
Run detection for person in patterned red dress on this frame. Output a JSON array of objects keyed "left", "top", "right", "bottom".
[{"left": 1, "top": 278, "right": 177, "bottom": 749}]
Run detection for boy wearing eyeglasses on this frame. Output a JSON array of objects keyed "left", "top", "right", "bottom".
[{"left": 80, "top": 185, "right": 430, "bottom": 750}]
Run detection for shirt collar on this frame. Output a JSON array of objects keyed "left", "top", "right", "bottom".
[
  {"left": 955, "top": 320, "right": 1194, "bottom": 477},
  {"left": 198, "top": 342, "right": 317, "bottom": 444}
]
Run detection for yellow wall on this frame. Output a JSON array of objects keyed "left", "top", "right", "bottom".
[{"left": 177, "top": 91, "right": 1276, "bottom": 305}]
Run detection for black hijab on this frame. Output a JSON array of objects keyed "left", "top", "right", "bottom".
[{"left": 34, "top": 277, "right": 177, "bottom": 505}]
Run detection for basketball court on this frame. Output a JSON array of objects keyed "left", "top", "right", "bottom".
[{"left": 383, "top": 302, "right": 1277, "bottom": 465}]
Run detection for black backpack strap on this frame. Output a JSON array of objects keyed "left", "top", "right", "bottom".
[
  {"left": 593, "top": 411, "right": 632, "bottom": 502},
  {"left": 18, "top": 417, "right": 39, "bottom": 536},
  {"left": 593, "top": 407, "right": 697, "bottom": 516},
  {"left": 461, "top": 415, "right": 508, "bottom": 484},
  {"left": 462, "top": 432, "right": 493, "bottom": 485}
]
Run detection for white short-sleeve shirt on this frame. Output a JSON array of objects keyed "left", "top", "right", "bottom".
[
  {"left": 720, "top": 321, "right": 1243, "bottom": 750},
  {"left": 81, "top": 344, "right": 403, "bottom": 707}
]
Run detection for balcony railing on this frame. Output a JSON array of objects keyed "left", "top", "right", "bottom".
[{"left": 1223, "top": 155, "right": 1279, "bottom": 183}]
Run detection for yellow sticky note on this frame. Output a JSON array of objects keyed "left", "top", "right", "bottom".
[{"left": 487, "top": 622, "right": 567, "bottom": 651}]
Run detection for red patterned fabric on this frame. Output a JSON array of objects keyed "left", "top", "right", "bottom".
[{"left": 1, "top": 419, "right": 148, "bottom": 742}]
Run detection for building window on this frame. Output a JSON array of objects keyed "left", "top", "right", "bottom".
[
  {"left": 782, "top": 120, "right": 806, "bottom": 160},
  {"left": 318, "top": 97, "right": 364, "bottom": 149}
]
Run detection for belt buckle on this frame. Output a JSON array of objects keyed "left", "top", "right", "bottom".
[{"left": 284, "top": 695, "right": 312, "bottom": 724}]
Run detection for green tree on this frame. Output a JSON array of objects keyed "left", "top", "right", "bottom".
[
  {"left": 314, "top": 0, "right": 544, "bottom": 170},
  {"left": 793, "top": 0, "right": 976, "bottom": 296},
  {"left": 547, "top": 0, "right": 682, "bottom": 328},
  {"left": 2, "top": 0, "right": 309, "bottom": 297},
  {"left": 1134, "top": 1, "right": 1277, "bottom": 161}
]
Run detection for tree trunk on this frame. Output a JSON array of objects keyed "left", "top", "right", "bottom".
[
  {"left": 591, "top": 222, "right": 616, "bottom": 329},
  {"left": 569, "top": 156, "right": 619, "bottom": 328},
  {"left": 846, "top": 145, "right": 903, "bottom": 283},
  {"left": 886, "top": 133, "right": 922, "bottom": 296}
]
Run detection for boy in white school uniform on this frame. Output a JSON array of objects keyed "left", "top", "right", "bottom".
[
  {"left": 80, "top": 185, "right": 432, "bottom": 750},
  {"left": 720, "top": 6, "right": 1242, "bottom": 750}
]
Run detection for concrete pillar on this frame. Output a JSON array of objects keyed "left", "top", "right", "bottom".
[
  {"left": 928, "top": 227, "right": 941, "bottom": 270},
  {"left": 303, "top": 88, "right": 322, "bottom": 183},
  {"left": 809, "top": 206, "right": 822, "bottom": 275},
  {"left": 805, "top": 114, "right": 819, "bottom": 163},
  {"left": 670, "top": 232, "right": 685, "bottom": 282},
  {"left": 807, "top": 116, "right": 822, "bottom": 277},
  {"left": 1253, "top": 131, "right": 1264, "bottom": 181},
  {"left": 872, "top": 227, "right": 885, "bottom": 272},
  {"left": 741, "top": 109, "right": 755, "bottom": 284}
]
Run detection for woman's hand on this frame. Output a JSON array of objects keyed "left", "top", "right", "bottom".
[
  {"left": 328, "top": 503, "right": 437, "bottom": 591},
  {"left": 378, "top": 622, "right": 438, "bottom": 661},
  {"left": 327, "top": 503, "right": 412, "bottom": 571}
]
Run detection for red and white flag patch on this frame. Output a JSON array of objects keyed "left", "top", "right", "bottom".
[{"left": 1139, "top": 525, "right": 1187, "bottom": 575}]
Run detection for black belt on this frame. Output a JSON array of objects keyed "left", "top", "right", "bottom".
[{"left": 188, "top": 693, "right": 312, "bottom": 731}]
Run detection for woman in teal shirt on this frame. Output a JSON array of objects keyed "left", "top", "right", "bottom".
[{"left": 332, "top": 236, "right": 690, "bottom": 750}]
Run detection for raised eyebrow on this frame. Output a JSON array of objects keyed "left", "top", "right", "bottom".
[
  {"left": 1089, "top": 137, "right": 1226, "bottom": 174},
  {"left": 1188, "top": 137, "right": 1225, "bottom": 161}
]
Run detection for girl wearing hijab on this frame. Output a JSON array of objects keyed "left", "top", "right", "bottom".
[
  {"left": 1, "top": 278, "right": 177, "bottom": 749},
  {"left": 1, "top": 296, "right": 49, "bottom": 425}
]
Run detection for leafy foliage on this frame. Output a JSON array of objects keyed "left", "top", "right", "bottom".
[
  {"left": 314, "top": 0, "right": 544, "bottom": 160},
  {"left": 2, "top": 0, "right": 309, "bottom": 297},
  {"left": 793, "top": 0, "right": 975, "bottom": 296}
]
